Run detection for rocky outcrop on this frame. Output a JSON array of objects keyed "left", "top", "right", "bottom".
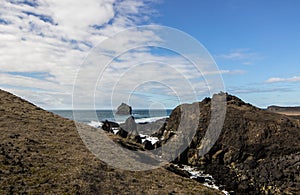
[
  {"left": 116, "top": 103, "right": 132, "bottom": 115},
  {"left": 267, "top": 105, "right": 300, "bottom": 112},
  {"left": 267, "top": 106, "right": 300, "bottom": 119},
  {"left": 111, "top": 117, "right": 164, "bottom": 150},
  {"left": 98, "top": 94, "right": 299, "bottom": 194},
  {"left": 160, "top": 93, "right": 300, "bottom": 194}
]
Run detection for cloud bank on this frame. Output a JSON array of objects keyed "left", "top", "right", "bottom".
[
  {"left": 0, "top": 0, "right": 159, "bottom": 108},
  {"left": 216, "top": 48, "right": 261, "bottom": 65},
  {"left": 1, "top": 0, "right": 237, "bottom": 109},
  {"left": 266, "top": 76, "right": 300, "bottom": 83}
]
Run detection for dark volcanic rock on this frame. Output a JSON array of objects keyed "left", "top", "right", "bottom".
[
  {"left": 165, "top": 164, "right": 191, "bottom": 178},
  {"left": 143, "top": 140, "right": 155, "bottom": 150},
  {"left": 116, "top": 103, "right": 132, "bottom": 115},
  {"left": 161, "top": 93, "right": 300, "bottom": 194},
  {"left": 116, "top": 128, "right": 128, "bottom": 138},
  {"left": 102, "top": 120, "right": 120, "bottom": 132},
  {"left": 120, "top": 116, "right": 137, "bottom": 138}
]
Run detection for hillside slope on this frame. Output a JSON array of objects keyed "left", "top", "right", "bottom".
[
  {"left": 164, "top": 93, "right": 300, "bottom": 194},
  {"left": 0, "top": 89, "right": 220, "bottom": 194}
]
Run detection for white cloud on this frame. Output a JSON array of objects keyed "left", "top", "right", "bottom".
[
  {"left": 87, "top": 49, "right": 241, "bottom": 109},
  {"left": 202, "top": 69, "right": 245, "bottom": 75},
  {"left": 1, "top": 0, "right": 233, "bottom": 109},
  {"left": 216, "top": 48, "right": 261, "bottom": 65},
  {"left": 49, "top": 0, "right": 115, "bottom": 28},
  {"left": 266, "top": 76, "right": 300, "bottom": 83},
  {"left": 0, "top": 0, "right": 160, "bottom": 108}
]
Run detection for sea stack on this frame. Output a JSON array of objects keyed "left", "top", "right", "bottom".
[{"left": 116, "top": 103, "right": 132, "bottom": 115}]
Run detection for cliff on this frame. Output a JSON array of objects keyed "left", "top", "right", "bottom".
[{"left": 162, "top": 93, "right": 300, "bottom": 194}]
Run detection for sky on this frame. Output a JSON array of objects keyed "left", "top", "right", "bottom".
[{"left": 1, "top": 0, "right": 300, "bottom": 109}]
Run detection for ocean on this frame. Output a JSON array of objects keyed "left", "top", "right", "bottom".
[
  {"left": 50, "top": 109, "right": 173, "bottom": 125},
  {"left": 50, "top": 109, "right": 172, "bottom": 144}
]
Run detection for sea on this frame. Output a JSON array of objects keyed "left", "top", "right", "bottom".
[{"left": 50, "top": 109, "right": 173, "bottom": 126}]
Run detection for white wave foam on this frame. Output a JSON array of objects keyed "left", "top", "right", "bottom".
[
  {"left": 180, "top": 165, "right": 230, "bottom": 195},
  {"left": 135, "top": 116, "right": 167, "bottom": 124},
  {"left": 112, "top": 127, "right": 120, "bottom": 134},
  {"left": 112, "top": 116, "right": 168, "bottom": 125},
  {"left": 146, "top": 136, "right": 159, "bottom": 145},
  {"left": 87, "top": 121, "right": 103, "bottom": 128},
  {"left": 139, "top": 134, "right": 159, "bottom": 145}
]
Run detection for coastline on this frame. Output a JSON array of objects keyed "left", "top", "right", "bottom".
[
  {"left": 0, "top": 89, "right": 222, "bottom": 194},
  {"left": 1, "top": 89, "right": 299, "bottom": 194}
]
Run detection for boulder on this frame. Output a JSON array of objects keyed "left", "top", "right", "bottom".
[
  {"left": 120, "top": 116, "right": 137, "bottom": 138},
  {"left": 116, "top": 128, "right": 128, "bottom": 138},
  {"left": 133, "top": 135, "right": 145, "bottom": 144},
  {"left": 143, "top": 140, "right": 154, "bottom": 150},
  {"left": 116, "top": 103, "right": 132, "bottom": 115},
  {"left": 101, "top": 120, "right": 120, "bottom": 133}
]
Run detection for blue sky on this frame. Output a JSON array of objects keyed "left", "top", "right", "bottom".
[
  {"left": 1, "top": 0, "right": 300, "bottom": 109},
  {"left": 154, "top": 0, "right": 300, "bottom": 107}
]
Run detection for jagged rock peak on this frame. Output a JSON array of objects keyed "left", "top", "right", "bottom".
[
  {"left": 225, "top": 93, "right": 247, "bottom": 105},
  {"left": 201, "top": 92, "right": 251, "bottom": 107}
]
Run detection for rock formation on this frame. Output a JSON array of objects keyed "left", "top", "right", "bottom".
[
  {"left": 115, "top": 103, "right": 132, "bottom": 115},
  {"left": 159, "top": 93, "right": 300, "bottom": 194},
  {"left": 96, "top": 93, "right": 299, "bottom": 194},
  {"left": 267, "top": 105, "right": 300, "bottom": 119},
  {"left": 267, "top": 105, "right": 300, "bottom": 112}
]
